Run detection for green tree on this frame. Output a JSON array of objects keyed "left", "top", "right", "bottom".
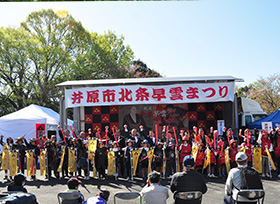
[
  {"left": 128, "top": 59, "right": 162, "bottom": 78},
  {"left": 70, "top": 31, "right": 134, "bottom": 80},
  {"left": 0, "top": 27, "right": 32, "bottom": 112}
]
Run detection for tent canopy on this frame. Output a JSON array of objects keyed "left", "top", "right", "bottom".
[
  {"left": 248, "top": 109, "right": 280, "bottom": 130},
  {"left": 0, "top": 104, "right": 73, "bottom": 140}
]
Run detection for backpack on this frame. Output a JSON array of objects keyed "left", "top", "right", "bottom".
[
  {"left": 239, "top": 166, "right": 263, "bottom": 190},
  {"left": 235, "top": 166, "right": 264, "bottom": 200}
]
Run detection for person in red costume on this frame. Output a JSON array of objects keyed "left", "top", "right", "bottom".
[
  {"left": 229, "top": 139, "right": 238, "bottom": 169},
  {"left": 272, "top": 127, "right": 280, "bottom": 178},
  {"left": 205, "top": 142, "right": 217, "bottom": 178},
  {"left": 217, "top": 139, "right": 226, "bottom": 177},
  {"left": 178, "top": 136, "right": 192, "bottom": 171},
  {"left": 260, "top": 131, "right": 273, "bottom": 178}
]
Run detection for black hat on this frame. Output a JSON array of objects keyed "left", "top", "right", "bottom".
[{"left": 67, "top": 177, "right": 81, "bottom": 189}]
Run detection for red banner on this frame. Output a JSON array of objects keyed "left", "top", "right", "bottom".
[{"left": 36, "top": 124, "right": 46, "bottom": 148}]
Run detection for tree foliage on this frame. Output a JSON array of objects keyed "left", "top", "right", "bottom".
[
  {"left": 128, "top": 59, "right": 162, "bottom": 78},
  {"left": 0, "top": 9, "right": 160, "bottom": 116},
  {"left": 236, "top": 73, "right": 280, "bottom": 115}
]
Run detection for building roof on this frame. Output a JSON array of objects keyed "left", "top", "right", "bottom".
[{"left": 56, "top": 76, "right": 244, "bottom": 89}]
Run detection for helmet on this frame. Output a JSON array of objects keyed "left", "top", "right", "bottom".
[
  {"left": 230, "top": 139, "right": 237, "bottom": 145},
  {"left": 142, "top": 140, "right": 149, "bottom": 144},
  {"left": 183, "top": 155, "right": 195, "bottom": 167},
  {"left": 30, "top": 138, "right": 36, "bottom": 143},
  {"left": 7, "top": 137, "right": 13, "bottom": 144},
  {"left": 14, "top": 173, "right": 26, "bottom": 185}
]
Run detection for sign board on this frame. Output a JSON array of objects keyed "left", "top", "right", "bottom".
[
  {"left": 217, "top": 120, "right": 225, "bottom": 135},
  {"left": 261, "top": 122, "right": 273, "bottom": 133},
  {"left": 65, "top": 82, "right": 235, "bottom": 108}
]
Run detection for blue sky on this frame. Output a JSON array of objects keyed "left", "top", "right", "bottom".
[{"left": 0, "top": 1, "right": 279, "bottom": 86}]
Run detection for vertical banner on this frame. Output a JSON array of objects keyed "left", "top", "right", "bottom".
[
  {"left": 88, "top": 139, "right": 97, "bottom": 152},
  {"left": 1, "top": 145, "right": 10, "bottom": 170},
  {"left": 40, "top": 150, "right": 47, "bottom": 176},
  {"left": 89, "top": 152, "right": 97, "bottom": 177},
  {"left": 26, "top": 151, "right": 35, "bottom": 176},
  {"left": 9, "top": 152, "right": 18, "bottom": 177},
  {"left": 36, "top": 124, "right": 46, "bottom": 148},
  {"left": 175, "top": 148, "right": 180, "bottom": 172},
  {"left": 68, "top": 149, "right": 76, "bottom": 173},
  {"left": 57, "top": 148, "right": 65, "bottom": 173},
  {"left": 147, "top": 149, "right": 154, "bottom": 174},
  {"left": 266, "top": 148, "right": 276, "bottom": 170},
  {"left": 192, "top": 145, "right": 199, "bottom": 161},
  {"left": 107, "top": 151, "right": 115, "bottom": 176},
  {"left": 253, "top": 147, "right": 262, "bottom": 173},
  {"left": 162, "top": 148, "right": 166, "bottom": 178},
  {"left": 225, "top": 149, "right": 230, "bottom": 174},
  {"left": 132, "top": 150, "right": 140, "bottom": 176}
]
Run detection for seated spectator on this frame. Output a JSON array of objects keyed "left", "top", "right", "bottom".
[
  {"left": 140, "top": 171, "right": 169, "bottom": 204},
  {"left": 84, "top": 189, "right": 110, "bottom": 204},
  {"left": 170, "top": 155, "right": 207, "bottom": 204},
  {"left": 7, "top": 173, "right": 27, "bottom": 193},
  {"left": 64, "top": 177, "right": 84, "bottom": 203}
]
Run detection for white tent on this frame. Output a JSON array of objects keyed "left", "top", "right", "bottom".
[{"left": 0, "top": 104, "right": 73, "bottom": 141}]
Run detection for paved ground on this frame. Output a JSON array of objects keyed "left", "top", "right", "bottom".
[{"left": 0, "top": 170, "right": 279, "bottom": 204}]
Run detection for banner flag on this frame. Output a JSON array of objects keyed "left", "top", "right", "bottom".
[
  {"left": 9, "top": 152, "right": 18, "bottom": 177},
  {"left": 203, "top": 149, "right": 211, "bottom": 174},
  {"left": 175, "top": 148, "right": 180, "bottom": 172},
  {"left": 162, "top": 148, "right": 166, "bottom": 177},
  {"left": 40, "top": 150, "right": 47, "bottom": 176},
  {"left": 65, "top": 82, "right": 235, "bottom": 108},
  {"left": 68, "top": 149, "right": 76, "bottom": 173},
  {"left": 192, "top": 145, "right": 199, "bottom": 161},
  {"left": 225, "top": 149, "right": 230, "bottom": 174},
  {"left": 88, "top": 139, "right": 97, "bottom": 152},
  {"left": 89, "top": 152, "right": 97, "bottom": 177},
  {"left": 148, "top": 149, "right": 154, "bottom": 174},
  {"left": 253, "top": 147, "right": 262, "bottom": 173},
  {"left": 132, "top": 150, "right": 140, "bottom": 176},
  {"left": 107, "top": 151, "right": 115, "bottom": 176},
  {"left": 57, "top": 148, "right": 65, "bottom": 173},
  {"left": 266, "top": 147, "right": 276, "bottom": 170},
  {"left": 1, "top": 145, "right": 10, "bottom": 170},
  {"left": 26, "top": 151, "right": 35, "bottom": 176}
]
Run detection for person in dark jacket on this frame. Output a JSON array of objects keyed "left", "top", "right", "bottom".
[
  {"left": 7, "top": 173, "right": 27, "bottom": 193},
  {"left": 95, "top": 141, "right": 108, "bottom": 180},
  {"left": 170, "top": 156, "right": 207, "bottom": 204},
  {"left": 15, "top": 137, "right": 26, "bottom": 174}
]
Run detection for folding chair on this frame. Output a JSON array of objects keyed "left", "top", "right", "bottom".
[
  {"left": 57, "top": 191, "right": 84, "bottom": 204},
  {"left": 114, "top": 192, "right": 142, "bottom": 204},
  {"left": 235, "top": 189, "right": 265, "bottom": 204},
  {"left": 174, "top": 191, "right": 203, "bottom": 203}
]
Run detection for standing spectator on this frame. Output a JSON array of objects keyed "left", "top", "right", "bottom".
[
  {"left": 170, "top": 156, "right": 207, "bottom": 204},
  {"left": 140, "top": 171, "right": 169, "bottom": 204},
  {"left": 84, "top": 189, "right": 110, "bottom": 204}
]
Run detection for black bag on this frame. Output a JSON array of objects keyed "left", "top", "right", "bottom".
[
  {"left": 239, "top": 166, "right": 263, "bottom": 190},
  {"left": 0, "top": 193, "right": 37, "bottom": 204},
  {"left": 235, "top": 166, "right": 264, "bottom": 200}
]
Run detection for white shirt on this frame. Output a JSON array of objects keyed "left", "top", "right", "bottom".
[{"left": 140, "top": 183, "right": 169, "bottom": 204}]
